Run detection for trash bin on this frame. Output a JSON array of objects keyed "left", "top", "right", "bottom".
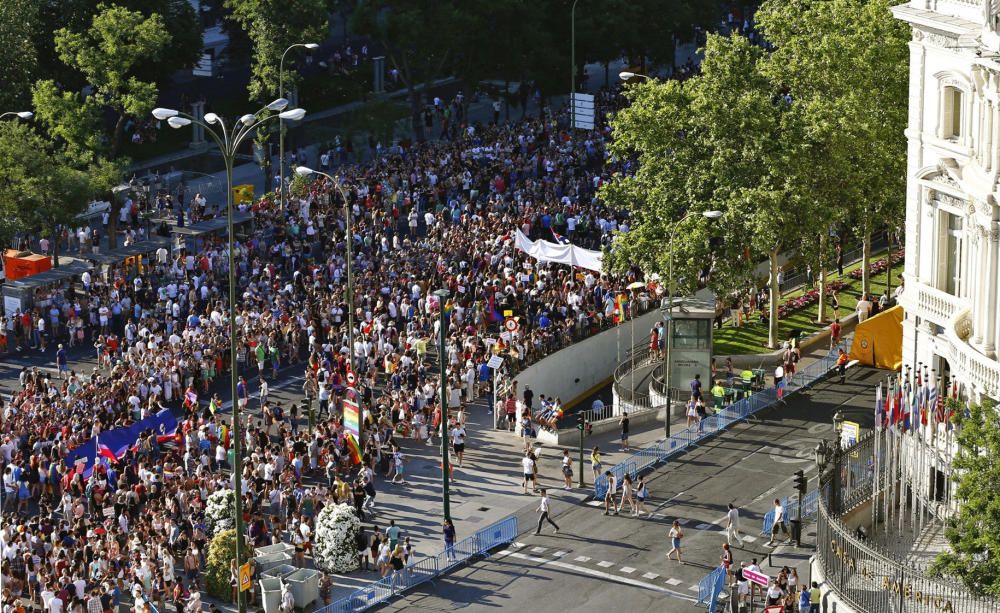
[
  {"left": 790, "top": 519, "right": 802, "bottom": 545},
  {"left": 284, "top": 568, "right": 322, "bottom": 607},
  {"left": 256, "top": 552, "right": 294, "bottom": 573},
  {"left": 262, "top": 564, "right": 297, "bottom": 580},
  {"left": 259, "top": 577, "right": 283, "bottom": 613},
  {"left": 256, "top": 542, "right": 295, "bottom": 557}
]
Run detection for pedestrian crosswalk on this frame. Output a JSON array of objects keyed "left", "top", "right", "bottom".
[{"left": 500, "top": 543, "right": 707, "bottom": 596}]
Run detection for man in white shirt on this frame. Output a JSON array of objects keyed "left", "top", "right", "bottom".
[
  {"left": 767, "top": 498, "right": 789, "bottom": 546},
  {"left": 521, "top": 452, "right": 536, "bottom": 494},
  {"left": 856, "top": 294, "right": 872, "bottom": 322},
  {"left": 534, "top": 489, "right": 560, "bottom": 535}
]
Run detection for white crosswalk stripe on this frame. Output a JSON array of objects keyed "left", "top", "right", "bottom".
[
  {"left": 742, "top": 535, "right": 758, "bottom": 543},
  {"left": 642, "top": 572, "right": 659, "bottom": 580},
  {"left": 597, "top": 561, "right": 614, "bottom": 568},
  {"left": 665, "top": 578, "right": 683, "bottom": 586},
  {"left": 574, "top": 556, "right": 591, "bottom": 563},
  {"left": 688, "top": 585, "right": 700, "bottom": 591},
  {"left": 530, "top": 547, "right": 547, "bottom": 553},
  {"left": 620, "top": 567, "right": 636, "bottom": 574},
  {"left": 696, "top": 523, "right": 712, "bottom": 530},
  {"left": 552, "top": 550, "right": 568, "bottom": 558}
]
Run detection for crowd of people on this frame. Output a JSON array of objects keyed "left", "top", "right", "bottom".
[{"left": 0, "top": 81, "right": 663, "bottom": 613}]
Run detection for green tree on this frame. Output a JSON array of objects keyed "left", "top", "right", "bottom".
[
  {"left": 603, "top": 34, "right": 814, "bottom": 348},
  {"left": 0, "top": 122, "right": 92, "bottom": 266},
  {"left": 48, "top": 4, "right": 171, "bottom": 159},
  {"left": 204, "top": 529, "right": 238, "bottom": 601},
  {"left": 931, "top": 398, "right": 1000, "bottom": 597},
  {"left": 756, "top": 0, "right": 909, "bottom": 299},
  {"left": 0, "top": 0, "right": 40, "bottom": 112},
  {"left": 224, "top": 0, "right": 329, "bottom": 102},
  {"left": 351, "top": 0, "right": 469, "bottom": 141}
]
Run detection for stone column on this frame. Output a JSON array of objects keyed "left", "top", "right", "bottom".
[
  {"left": 373, "top": 56, "right": 385, "bottom": 94},
  {"left": 986, "top": 224, "right": 999, "bottom": 357}
]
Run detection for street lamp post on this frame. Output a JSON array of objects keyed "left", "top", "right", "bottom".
[
  {"left": 0, "top": 111, "right": 33, "bottom": 121},
  {"left": 278, "top": 43, "right": 319, "bottom": 211},
  {"left": 294, "top": 166, "right": 358, "bottom": 440},
  {"left": 570, "top": 0, "right": 580, "bottom": 131},
  {"left": 153, "top": 100, "right": 306, "bottom": 613},
  {"left": 662, "top": 210, "right": 723, "bottom": 438},
  {"left": 434, "top": 288, "right": 452, "bottom": 521}
]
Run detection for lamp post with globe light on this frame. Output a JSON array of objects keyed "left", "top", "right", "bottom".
[
  {"left": 151, "top": 99, "right": 306, "bottom": 613},
  {"left": 278, "top": 43, "right": 318, "bottom": 210},
  {"left": 661, "top": 210, "right": 723, "bottom": 438},
  {"left": 294, "top": 166, "right": 358, "bottom": 440}
]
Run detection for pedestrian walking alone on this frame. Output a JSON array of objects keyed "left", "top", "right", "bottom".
[
  {"left": 726, "top": 503, "right": 743, "bottom": 547},
  {"left": 619, "top": 412, "right": 630, "bottom": 451},
  {"left": 667, "top": 520, "right": 684, "bottom": 564},
  {"left": 535, "top": 489, "right": 560, "bottom": 535},
  {"left": 602, "top": 471, "right": 618, "bottom": 516},
  {"left": 561, "top": 450, "right": 574, "bottom": 490}
]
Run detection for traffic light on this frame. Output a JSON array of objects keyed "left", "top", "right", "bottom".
[
  {"left": 793, "top": 469, "right": 807, "bottom": 494},
  {"left": 577, "top": 413, "right": 586, "bottom": 432}
]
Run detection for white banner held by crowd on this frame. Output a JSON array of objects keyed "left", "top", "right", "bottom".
[{"left": 513, "top": 229, "right": 603, "bottom": 272}]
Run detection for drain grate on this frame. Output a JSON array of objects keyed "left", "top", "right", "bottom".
[{"left": 477, "top": 506, "right": 491, "bottom": 512}]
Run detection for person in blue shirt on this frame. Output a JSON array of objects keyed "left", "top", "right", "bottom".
[{"left": 55, "top": 344, "right": 68, "bottom": 379}]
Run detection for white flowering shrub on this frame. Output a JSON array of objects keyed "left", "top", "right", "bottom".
[
  {"left": 313, "top": 503, "right": 360, "bottom": 573},
  {"left": 205, "top": 488, "right": 236, "bottom": 534}
]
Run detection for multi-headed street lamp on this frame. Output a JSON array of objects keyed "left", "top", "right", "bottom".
[{"left": 152, "top": 99, "right": 306, "bottom": 613}]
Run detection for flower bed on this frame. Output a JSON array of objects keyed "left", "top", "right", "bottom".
[
  {"left": 849, "top": 250, "right": 905, "bottom": 280},
  {"left": 313, "top": 503, "right": 361, "bottom": 573},
  {"left": 776, "top": 280, "right": 847, "bottom": 320}
]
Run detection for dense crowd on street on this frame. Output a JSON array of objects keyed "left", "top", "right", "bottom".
[{"left": 0, "top": 82, "right": 668, "bottom": 613}]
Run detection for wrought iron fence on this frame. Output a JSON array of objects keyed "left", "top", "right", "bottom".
[{"left": 815, "top": 437, "right": 1000, "bottom": 613}]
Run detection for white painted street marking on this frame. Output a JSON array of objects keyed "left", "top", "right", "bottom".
[
  {"left": 553, "top": 550, "right": 568, "bottom": 558},
  {"left": 620, "top": 567, "right": 636, "bottom": 574},
  {"left": 743, "top": 535, "right": 758, "bottom": 543},
  {"left": 597, "top": 561, "right": 614, "bottom": 568},
  {"left": 587, "top": 500, "right": 603, "bottom": 507},
  {"left": 496, "top": 551, "right": 698, "bottom": 603},
  {"left": 530, "top": 547, "right": 547, "bottom": 553},
  {"left": 512, "top": 542, "right": 525, "bottom": 548},
  {"left": 665, "top": 578, "right": 683, "bottom": 586},
  {"left": 696, "top": 523, "right": 712, "bottom": 530},
  {"left": 574, "top": 556, "right": 591, "bottom": 563},
  {"left": 688, "top": 585, "right": 700, "bottom": 591},
  {"left": 642, "top": 572, "right": 659, "bottom": 580}
]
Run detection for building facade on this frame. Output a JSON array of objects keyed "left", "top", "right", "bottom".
[{"left": 894, "top": 0, "right": 1000, "bottom": 404}]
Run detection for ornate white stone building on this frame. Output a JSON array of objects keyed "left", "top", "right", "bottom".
[{"left": 893, "top": 0, "right": 1000, "bottom": 403}]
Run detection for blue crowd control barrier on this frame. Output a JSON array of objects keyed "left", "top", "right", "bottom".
[
  {"left": 593, "top": 338, "right": 847, "bottom": 500},
  {"left": 696, "top": 565, "right": 727, "bottom": 610}
]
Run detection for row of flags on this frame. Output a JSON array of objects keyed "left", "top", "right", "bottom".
[
  {"left": 874, "top": 372, "right": 957, "bottom": 434},
  {"left": 65, "top": 409, "right": 179, "bottom": 479}
]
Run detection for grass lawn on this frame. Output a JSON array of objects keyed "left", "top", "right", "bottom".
[{"left": 713, "top": 248, "right": 904, "bottom": 356}]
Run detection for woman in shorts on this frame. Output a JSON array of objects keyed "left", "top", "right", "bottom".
[
  {"left": 634, "top": 477, "right": 649, "bottom": 516},
  {"left": 561, "top": 450, "right": 573, "bottom": 490}
]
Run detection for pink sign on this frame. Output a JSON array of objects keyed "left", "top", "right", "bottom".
[{"left": 743, "top": 568, "right": 769, "bottom": 588}]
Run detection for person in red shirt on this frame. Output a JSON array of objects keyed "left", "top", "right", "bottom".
[{"left": 829, "top": 319, "right": 842, "bottom": 350}]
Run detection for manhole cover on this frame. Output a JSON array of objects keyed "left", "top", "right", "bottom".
[{"left": 478, "top": 506, "right": 491, "bottom": 512}]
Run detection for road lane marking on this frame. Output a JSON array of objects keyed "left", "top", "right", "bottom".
[
  {"left": 494, "top": 551, "right": 697, "bottom": 603},
  {"left": 696, "top": 523, "right": 712, "bottom": 530},
  {"left": 530, "top": 547, "right": 547, "bottom": 553},
  {"left": 620, "top": 567, "right": 636, "bottom": 574},
  {"left": 574, "top": 556, "right": 591, "bottom": 563},
  {"left": 553, "top": 551, "right": 568, "bottom": 557},
  {"left": 665, "top": 578, "right": 682, "bottom": 586},
  {"left": 688, "top": 585, "right": 700, "bottom": 591},
  {"left": 597, "top": 561, "right": 614, "bottom": 568},
  {"left": 642, "top": 572, "right": 659, "bottom": 580}
]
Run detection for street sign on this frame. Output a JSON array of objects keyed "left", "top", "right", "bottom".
[
  {"left": 346, "top": 370, "right": 357, "bottom": 387},
  {"left": 765, "top": 607, "right": 784, "bottom": 613},
  {"left": 841, "top": 420, "right": 860, "bottom": 448},
  {"left": 239, "top": 562, "right": 252, "bottom": 592},
  {"left": 503, "top": 318, "right": 519, "bottom": 332},
  {"left": 743, "top": 568, "right": 769, "bottom": 588},
  {"left": 487, "top": 356, "right": 504, "bottom": 369},
  {"left": 503, "top": 310, "right": 513, "bottom": 317},
  {"left": 570, "top": 93, "right": 595, "bottom": 130}
]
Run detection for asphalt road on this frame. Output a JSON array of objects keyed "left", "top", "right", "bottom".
[{"left": 375, "top": 365, "right": 883, "bottom": 613}]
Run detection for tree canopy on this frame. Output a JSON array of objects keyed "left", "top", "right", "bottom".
[
  {"left": 600, "top": 0, "right": 909, "bottom": 347},
  {"left": 932, "top": 399, "right": 1000, "bottom": 598},
  {"left": 224, "top": 0, "right": 330, "bottom": 102}
]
